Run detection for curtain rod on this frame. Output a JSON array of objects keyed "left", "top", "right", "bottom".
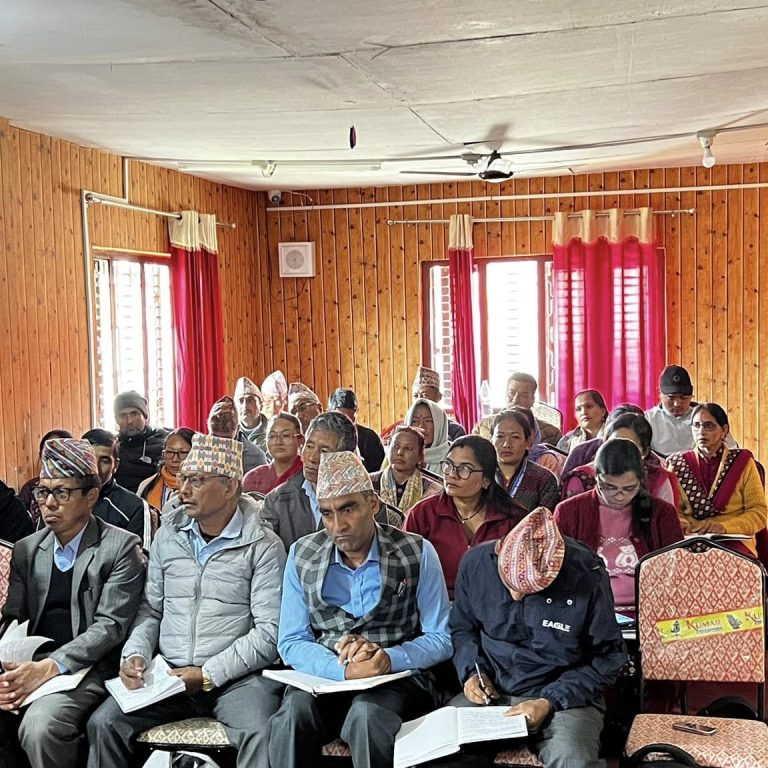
[
  {"left": 268, "top": 181, "right": 768, "bottom": 213},
  {"left": 84, "top": 193, "right": 236, "bottom": 229},
  {"left": 386, "top": 208, "right": 694, "bottom": 225}
]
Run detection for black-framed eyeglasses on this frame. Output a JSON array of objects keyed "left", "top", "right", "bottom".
[
  {"left": 441, "top": 460, "right": 484, "bottom": 480},
  {"left": 178, "top": 474, "right": 231, "bottom": 490},
  {"left": 162, "top": 450, "right": 191, "bottom": 460},
  {"left": 32, "top": 486, "right": 87, "bottom": 503},
  {"left": 596, "top": 476, "right": 641, "bottom": 496}
]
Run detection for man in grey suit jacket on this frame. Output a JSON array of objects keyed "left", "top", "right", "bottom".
[{"left": 0, "top": 438, "right": 146, "bottom": 768}]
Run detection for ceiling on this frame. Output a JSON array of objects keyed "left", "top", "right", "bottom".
[{"left": 3, "top": 0, "right": 768, "bottom": 190}]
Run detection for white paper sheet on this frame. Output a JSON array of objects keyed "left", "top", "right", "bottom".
[{"left": 105, "top": 656, "right": 186, "bottom": 713}]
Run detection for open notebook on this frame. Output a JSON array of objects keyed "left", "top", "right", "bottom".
[{"left": 105, "top": 656, "right": 185, "bottom": 713}]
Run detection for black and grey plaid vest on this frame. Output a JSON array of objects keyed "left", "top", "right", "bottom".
[{"left": 293, "top": 524, "right": 424, "bottom": 651}]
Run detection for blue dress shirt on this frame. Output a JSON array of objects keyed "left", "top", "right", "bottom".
[
  {"left": 180, "top": 509, "right": 244, "bottom": 566},
  {"left": 278, "top": 533, "right": 452, "bottom": 680},
  {"left": 301, "top": 479, "right": 321, "bottom": 527},
  {"left": 53, "top": 525, "right": 88, "bottom": 573}
]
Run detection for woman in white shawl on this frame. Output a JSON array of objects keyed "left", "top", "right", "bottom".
[{"left": 403, "top": 397, "right": 451, "bottom": 474}]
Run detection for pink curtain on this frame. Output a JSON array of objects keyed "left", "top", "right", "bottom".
[
  {"left": 169, "top": 213, "right": 226, "bottom": 431},
  {"left": 553, "top": 208, "right": 665, "bottom": 429},
  {"left": 448, "top": 214, "right": 480, "bottom": 430}
]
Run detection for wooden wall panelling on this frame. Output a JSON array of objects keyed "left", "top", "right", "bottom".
[
  {"left": 318, "top": 189, "right": 342, "bottom": 394},
  {"left": 679, "top": 167, "right": 698, "bottom": 377},
  {"left": 726, "top": 164, "right": 744, "bottom": 439},
  {"left": 759, "top": 164, "right": 768, "bottom": 461},
  {"left": 388, "top": 185, "right": 409, "bottom": 421},
  {"left": 333, "top": 188, "right": 355, "bottom": 391},
  {"left": 693, "top": 168, "right": 713, "bottom": 403},
  {"left": 401, "top": 185, "right": 420, "bottom": 397},
  {"left": 742, "top": 163, "right": 759, "bottom": 451},
  {"left": 374, "top": 186, "right": 395, "bottom": 429},
  {"left": 0, "top": 120, "right": 15, "bottom": 477},
  {"left": 361, "top": 187, "right": 381, "bottom": 426},
  {"left": 709, "top": 165, "right": 729, "bottom": 408},
  {"left": 348, "top": 189, "right": 370, "bottom": 418}
]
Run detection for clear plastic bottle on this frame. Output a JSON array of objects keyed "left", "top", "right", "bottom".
[{"left": 479, "top": 380, "right": 492, "bottom": 418}]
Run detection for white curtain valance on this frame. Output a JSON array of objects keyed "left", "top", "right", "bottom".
[
  {"left": 552, "top": 207, "right": 654, "bottom": 246},
  {"left": 168, "top": 210, "right": 219, "bottom": 253},
  {"left": 448, "top": 213, "right": 473, "bottom": 249}
]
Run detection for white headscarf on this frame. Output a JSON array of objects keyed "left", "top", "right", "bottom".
[{"left": 404, "top": 398, "right": 451, "bottom": 474}]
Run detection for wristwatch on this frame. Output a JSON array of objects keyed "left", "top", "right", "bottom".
[{"left": 201, "top": 669, "right": 214, "bottom": 692}]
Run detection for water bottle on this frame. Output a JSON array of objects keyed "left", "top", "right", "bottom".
[{"left": 479, "top": 380, "right": 492, "bottom": 418}]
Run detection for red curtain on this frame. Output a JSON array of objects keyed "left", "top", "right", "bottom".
[
  {"left": 554, "top": 213, "right": 665, "bottom": 429},
  {"left": 449, "top": 244, "right": 480, "bottom": 430},
  {"left": 171, "top": 243, "right": 226, "bottom": 431}
]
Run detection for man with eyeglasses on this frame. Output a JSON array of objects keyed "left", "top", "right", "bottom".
[
  {"left": 208, "top": 395, "right": 268, "bottom": 474},
  {"left": 288, "top": 382, "right": 323, "bottom": 434},
  {"left": 0, "top": 439, "right": 146, "bottom": 768},
  {"left": 87, "top": 433, "right": 286, "bottom": 768},
  {"left": 269, "top": 450, "right": 451, "bottom": 768},
  {"left": 644, "top": 365, "right": 737, "bottom": 457},
  {"left": 82, "top": 429, "right": 154, "bottom": 550}
]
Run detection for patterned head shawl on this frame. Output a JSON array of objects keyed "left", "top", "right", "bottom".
[
  {"left": 316, "top": 451, "right": 373, "bottom": 500},
  {"left": 40, "top": 439, "right": 99, "bottom": 479},
  {"left": 180, "top": 433, "right": 244, "bottom": 481},
  {"left": 495, "top": 508, "right": 565, "bottom": 594}
]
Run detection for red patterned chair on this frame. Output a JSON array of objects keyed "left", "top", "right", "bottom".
[
  {"left": 624, "top": 538, "right": 768, "bottom": 767},
  {"left": 0, "top": 538, "right": 13, "bottom": 618}
]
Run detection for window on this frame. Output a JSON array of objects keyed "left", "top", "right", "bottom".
[
  {"left": 422, "top": 257, "right": 555, "bottom": 410},
  {"left": 93, "top": 254, "right": 175, "bottom": 428}
]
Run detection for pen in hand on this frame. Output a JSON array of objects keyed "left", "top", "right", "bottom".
[{"left": 474, "top": 661, "right": 491, "bottom": 706}]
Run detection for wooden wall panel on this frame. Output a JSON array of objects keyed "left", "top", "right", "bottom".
[{"left": 0, "top": 120, "right": 271, "bottom": 486}]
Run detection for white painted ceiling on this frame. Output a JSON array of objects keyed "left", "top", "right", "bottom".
[{"left": 3, "top": 0, "right": 768, "bottom": 190}]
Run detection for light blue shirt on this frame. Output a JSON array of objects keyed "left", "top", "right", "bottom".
[
  {"left": 180, "top": 509, "right": 244, "bottom": 566},
  {"left": 278, "top": 533, "right": 452, "bottom": 681},
  {"left": 301, "top": 479, "right": 321, "bottom": 527},
  {"left": 53, "top": 525, "right": 88, "bottom": 573}
]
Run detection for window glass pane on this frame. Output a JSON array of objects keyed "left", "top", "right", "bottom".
[
  {"left": 112, "top": 260, "right": 146, "bottom": 395},
  {"left": 93, "top": 259, "right": 114, "bottom": 428},
  {"left": 428, "top": 265, "right": 453, "bottom": 407},
  {"left": 144, "top": 263, "right": 175, "bottom": 427},
  {"left": 485, "top": 260, "right": 540, "bottom": 409}
]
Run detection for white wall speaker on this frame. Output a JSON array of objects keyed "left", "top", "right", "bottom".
[{"left": 278, "top": 242, "right": 315, "bottom": 278}]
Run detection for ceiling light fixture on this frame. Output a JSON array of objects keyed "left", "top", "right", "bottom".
[{"left": 697, "top": 130, "right": 717, "bottom": 168}]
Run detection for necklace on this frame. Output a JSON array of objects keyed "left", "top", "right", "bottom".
[{"left": 457, "top": 505, "right": 483, "bottom": 524}]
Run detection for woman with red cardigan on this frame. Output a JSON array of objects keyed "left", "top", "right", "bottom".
[
  {"left": 555, "top": 438, "right": 683, "bottom": 614},
  {"left": 404, "top": 435, "right": 526, "bottom": 598}
]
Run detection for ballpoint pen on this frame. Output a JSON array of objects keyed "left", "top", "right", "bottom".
[{"left": 474, "top": 661, "right": 491, "bottom": 705}]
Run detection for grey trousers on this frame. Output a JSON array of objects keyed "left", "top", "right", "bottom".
[
  {"left": 0, "top": 667, "right": 107, "bottom": 768},
  {"left": 429, "top": 693, "right": 606, "bottom": 768},
  {"left": 86, "top": 674, "right": 283, "bottom": 768},
  {"left": 268, "top": 677, "right": 435, "bottom": 768}
]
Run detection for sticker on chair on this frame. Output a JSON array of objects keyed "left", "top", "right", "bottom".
[{"left": 656, "top": 605, "right": 763, "bottom": 643}]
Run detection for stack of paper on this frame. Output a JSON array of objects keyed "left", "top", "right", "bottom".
[
  {"left": 0, "top": 620, "right": 52, "bottom": 663},
  {"left": 263, "top": 668, "right": 412, "bottom": 694},
  {"left": 394, "top": 706, "right": 528, "bottom": 768},
  {"left": 106, "top": 655, "right": 186, "bottom": 713}
]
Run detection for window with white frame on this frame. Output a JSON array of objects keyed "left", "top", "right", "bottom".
[
  {"left": 93, "top": 255, "right": 175, "bottom": 429},
  {"left": 423, "top": 257, "right": 555, "bottom": 411}
]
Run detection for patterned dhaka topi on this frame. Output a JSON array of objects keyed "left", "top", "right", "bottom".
[
  {"left": 180, "top": 433, "right": 244, "bottom": 481},
  {"left": 413, "top": 365, "right": 441, "bottom": 391},
  {"left": 234, "top": 376, "right": 262, "bottom": 401},
  {"left": 316, "top": 451, "right": 373, "bottom": 500},
  {"left": 40, "top": 438, "right": 99, "bottom": 479},
  {"left": 288, "top": 382, "right": 321, "bottom": 411},
  {"left": 495, "top": 507, "right": 565, "bottom": 594}
]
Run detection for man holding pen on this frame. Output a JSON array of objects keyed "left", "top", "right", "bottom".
[
  {"left": 435, "top": 508, "right": 626, "bottom": 768},
  {"left": 269, "top": 450, "right": 452, "bottom": 768}
]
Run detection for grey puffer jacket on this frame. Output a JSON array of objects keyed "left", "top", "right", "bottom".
[{"left": 122, "top": 496, "right": 286, "bottom": 687}]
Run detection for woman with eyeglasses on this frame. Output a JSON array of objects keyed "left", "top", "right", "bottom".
[
  {"left": 555, "top": 439, "right": 683, "bottom": 613},
  {"left": 561, "top": 412, "right": 680, "bottom": 508},
  {"left": 556, "top": 389, "right": 609, "bottom": 455},
  {"left": 243, "top": 413, "right": 304, "bottom": 494},
  {"left": 666, "top": 402, "right": 767, "bottom": 555},
  {"left": 403, "top": 435, "right": 526, "bottom": 597},
  {"left": 137, "top": 428, "right": 196, "bottom": 514}
]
